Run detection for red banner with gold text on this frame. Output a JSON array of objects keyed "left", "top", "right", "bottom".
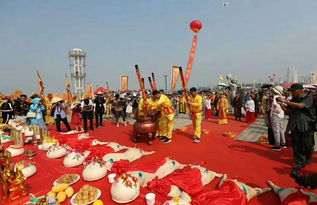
[{"left": 184, "top": 35, "right": 198, "bottom": 86}]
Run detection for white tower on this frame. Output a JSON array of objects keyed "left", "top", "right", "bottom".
[{"left": 69, "top": 48, "right": 86, "bottom": 97}]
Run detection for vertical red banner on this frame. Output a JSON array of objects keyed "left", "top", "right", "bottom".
[
  {"left": 184, "top": 35, "right": 198, "bottom": 86},
  {"left": 171, "top": 66, "right": 180, "bottom": 91}
]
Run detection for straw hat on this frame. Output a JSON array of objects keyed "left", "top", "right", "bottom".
[
  {"left": 52, "top": 97, "right": 63, "bottom": 104},
  {"left": 271, "top": 86, "right": 284, "bottom": 96}
]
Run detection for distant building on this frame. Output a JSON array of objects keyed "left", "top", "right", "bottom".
[
  {"left": 69, "top": 48, "right": 86, "bottom": 97},
  {"left": 286, "top": 66, "right": 299, "bottom": 83}
]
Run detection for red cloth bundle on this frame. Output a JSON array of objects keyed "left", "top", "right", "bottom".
[
  {"left": 147, "top": 166, "right": 204, "bottom": 201},
  {"left": 192, "top": 180, "right": 247, "bottom": 205}
]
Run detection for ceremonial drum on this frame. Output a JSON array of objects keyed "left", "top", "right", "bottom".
[{"left": 133, "top": 116, "right": 157, "bottom": 145}]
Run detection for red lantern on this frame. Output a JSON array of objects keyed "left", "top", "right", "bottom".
[{"left": 190, "top": 20, "right": 202, "bottom": 33}]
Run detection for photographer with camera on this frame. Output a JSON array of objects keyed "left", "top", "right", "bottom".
[
  {"left": 278, "top": 83, "right": 315, "bottom": 177},
  {"left": 51, "top": 98, "right": 72, "bottom": 132}
]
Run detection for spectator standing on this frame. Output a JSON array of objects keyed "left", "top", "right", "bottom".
[
  {"left": 245, "top": 95, "right": 256, "bottom": 123},
  {"left": 269, "top": 86, "right": 286, "bottom": 151},
  {"left": 29, "top": 97, "right": 47, "bottom": 129},
  {"left": 94, "top": 92, "right": 106, "bottom": 128},
  {"left": 232, "top": 93, "right": 243, "bottom": 121},
  {"left": 112, "top": 94, "right": 127, "bottom": 127},
  {"left": 81, "top": 97, "right": 94, "bottom": 133},
  {"left": 0, "top": 97, "right": 14, "bottom": 124},
  {"left": 204, "top": 94, "right": 212, "bottom": 120},
  {"left": 71, "top": 100, "right": 83, "bottom": 131},
  {"left": 14, "top": 94, "right": 30, "bottom": 122},
  {"left": 279, "top": 83, "right": 316, "bottom": 176}
]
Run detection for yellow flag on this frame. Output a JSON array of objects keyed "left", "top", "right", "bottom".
[
  {"left": 65, "top": 74, "right": 73, "bottom": 104},
  {"left": 220, "top": 74, "right": 225, "bottom": 81},
  {"left": 36, "top": 71, "right": 45, "bottom": 99}
]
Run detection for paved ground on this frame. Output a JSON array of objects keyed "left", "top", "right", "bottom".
[
  {"left": 235, "top": 117, "right": 267, "bottom": 142},
  {"left": 111, "top": 114, "right": 317, "bottom": 151},
  {"left": 236, "top": 116, "right": 317, "bottom": 151}
]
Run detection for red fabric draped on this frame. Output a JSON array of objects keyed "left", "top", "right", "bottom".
[
  {"left": 192, "top": 180, "right": 247, "bottom": 205},
  {"left": 147, "top": 166, "right": 204, "bottom": 201},
  {"left": 50, "top": 131, "right": 114, "bottom": 161},
  {"left": 110, "top": 160, "right": 130, "bottom": 175},
  {"left": 85, "top": 145, "right": 114, "bottom": 161},
  {"left": 50, "top": 131, "right": 79, "bottom": 147},
  {"left": 110, "top": 158, "right": 167, "bottom": 175},
  {"left": 282, "top": 189, "right": 317, "bottom": 205}
]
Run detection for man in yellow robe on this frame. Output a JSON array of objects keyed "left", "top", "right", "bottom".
[
  {"left": 188, "top": 87, "right": 203, "bottom": 143},
  {"left": 138, "top": 96, "right": 153, "bottom": 117},
  {"left": 217, "top": 93, "right": 229, "bottom": 125},
  {"left": 148, "top": 90, "right": 175, "bottom": 143},
  {"left": 179, "top": 95, "right": 185, "bottom": 113},
  {"left": 45, "top": 93, "right": 55, "bottom": 124}
]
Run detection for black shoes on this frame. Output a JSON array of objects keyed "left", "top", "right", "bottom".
[
  {"left": 163, "top": 138, "right": 172, "bottom": 143},
  {"left": 269, "top": 146, "right": 281, "bottom": 151}
]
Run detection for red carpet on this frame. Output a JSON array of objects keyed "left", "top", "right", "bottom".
[{"left": 4, "top": 115, "right": 317, "bottom": 205}]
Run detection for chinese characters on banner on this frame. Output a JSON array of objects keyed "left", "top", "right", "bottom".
[{"left": 184, "top": 35, "right": 198, "bottom": 86}]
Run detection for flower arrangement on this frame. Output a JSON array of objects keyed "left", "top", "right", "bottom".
[
  {"left": 65, "top": 149, "right": 83, "bottom": 161},
  {"left": 114, "top": 173, "right": 139, "bottom": 188},
  {"left": 15, "top": 160, "right": 35, "bottom": 171},
  {"left": 84, "top": 157, "right": 106, "bottom": 168}
]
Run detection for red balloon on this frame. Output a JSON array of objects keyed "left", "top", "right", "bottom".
[{"left": 190, "top": 20, "right": 203, "bottom": 33}]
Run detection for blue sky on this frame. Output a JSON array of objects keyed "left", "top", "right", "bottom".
[{"left": 1, "top": 0, "right": 317, "bottom": 95}]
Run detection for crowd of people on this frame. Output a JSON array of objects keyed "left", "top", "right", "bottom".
[
  {"left": 0, "top": 88, "right": 264, "bottom": 136},
  {"left": 1, "top": 83, "right": 317, "bottom": 189}
]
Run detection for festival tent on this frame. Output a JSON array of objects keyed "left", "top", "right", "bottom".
[
  {"left": 281, "top": 83, "right": 294, "bottom": 88},
  {"left": 94, "top": 86, "right": 106, "bottom": 94}
]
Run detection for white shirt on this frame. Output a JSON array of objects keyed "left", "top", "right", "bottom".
[
  {"left": 81, "top": 100, "right": 94, "bottom": 111},
  {"left": 204, "top": 99, "right": 212, "bottom": 109},
  {"left": 270, "top": 96, "right": 284, "bottom": 119},
  {"left": 245, "top": 100, "right": 255, "bottom": 112}
]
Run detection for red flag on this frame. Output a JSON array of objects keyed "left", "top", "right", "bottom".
[{"left": 184, "top": 35, "right": 198, "bottom": 86}]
